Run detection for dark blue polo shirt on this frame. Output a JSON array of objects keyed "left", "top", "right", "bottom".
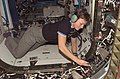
[{"left": 42, "top": 19, "right": 71, "bottom": 43}]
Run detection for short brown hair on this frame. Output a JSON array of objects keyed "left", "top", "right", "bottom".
[{"left": 75, "top": 8, "right": 91, "bottom": 23}]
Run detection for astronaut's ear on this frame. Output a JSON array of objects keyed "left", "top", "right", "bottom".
[{"left": 71, "top": 14, "right": 78, "bottom": 23}]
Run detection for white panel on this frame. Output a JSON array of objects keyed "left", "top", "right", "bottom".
[
  {"left": 15, "top": 45, "right": 71, "bottom": 66},
  {"left": 0, "top": 39, "right": 16, "bottom": 65}
]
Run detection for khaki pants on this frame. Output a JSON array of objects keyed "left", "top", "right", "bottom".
[{"left": 5, "top": 26, "right": 47, "bottom": 58}]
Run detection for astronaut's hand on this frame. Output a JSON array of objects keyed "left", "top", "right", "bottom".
[{"left": 77, "top": 59, "right": 90, "bottom": 67}]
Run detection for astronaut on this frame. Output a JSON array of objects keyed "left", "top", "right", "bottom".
[{"left": 4, "top": 8, "right": 91, "bottom": 66}]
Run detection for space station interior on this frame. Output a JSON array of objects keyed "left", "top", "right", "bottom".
[{"left": 0, "top": 0, "right": 119, "bottom": 79}]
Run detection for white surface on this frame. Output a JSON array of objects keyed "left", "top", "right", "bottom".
[
  {"left": 0, "top": 39, "right": 16, "bottom": 65},
  {"left": 15, "top": 45, "right": 71, "bottom": 66}
]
